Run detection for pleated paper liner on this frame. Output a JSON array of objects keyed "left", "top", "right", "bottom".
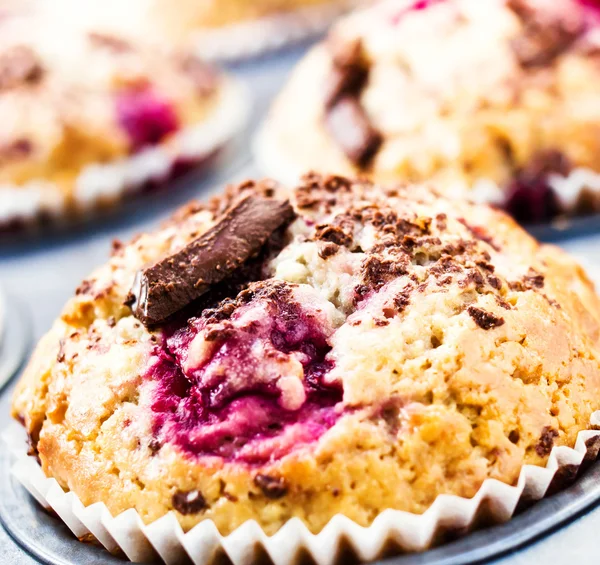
[
  {"left": 188, "top": 1, "right": 360, "bottom": 62},
  {"left": 3, "top": 412, "right": 600, "bottom": 565},
  {"left": 0, "top": 77, "right": 250, "bottom": 234}
]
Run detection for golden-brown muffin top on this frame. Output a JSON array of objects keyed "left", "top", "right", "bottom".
[{"left": 12, "top": 173, "right": 600, "bottom": 534}]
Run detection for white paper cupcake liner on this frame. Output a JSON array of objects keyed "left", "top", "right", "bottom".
[
  {"left": 0, "top": 77, "right": 250, "bottom": 231},
  {"left": 4, "top": 412, "right": 600, "bottom": 565},
  {"left": 190, "top": 1, "right": 359, "bottom": 62}
]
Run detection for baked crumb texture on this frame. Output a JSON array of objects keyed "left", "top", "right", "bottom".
[
  {"left": 0, "top": 7, "right": 239, "bottom": 229},
  {"left": 259, "top": 0, "right": 600, "bottom": 223},
  {"left": 12, "top": 173, "right": 600, "bottom": 538}
]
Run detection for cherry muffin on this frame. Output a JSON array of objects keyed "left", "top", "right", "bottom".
[
  {"left": 12, "top": 172, "right": 600, "bottom": 537},
  {"left": 257, "top": 0, "right": 600, "bottom": 223},
  {"left": 0, "top": 8, "right": 247, "bottom": 230}
]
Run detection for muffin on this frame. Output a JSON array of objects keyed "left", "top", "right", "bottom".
[
  {"left": 12, "top": 172, "right": 600, "bottom": 542},
  {"left": 151, "top": 0, "right": 356, "bottom": 30},
  {"left": 257, "top": 0, "right": 600, "bottom": 223},
  {"left": 0, "top": 7, "right": 247, "bottom": 230},
  {"left": 151, "top": 0, "right": 364, "bottom": 60},
  {"left": 47, "top": 0, "right": 363, "bottom": 61}
]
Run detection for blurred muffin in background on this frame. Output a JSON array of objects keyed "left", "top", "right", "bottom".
[
  {"left": 0, "top": 3, "right": 248, "bottom": 231},
  {"left": 42, "top": 0, "right": 365, "bottom": 61},
  {"left": 144, "top": 0, "right": 366, "bottom": 60},
  {"left": 154, "top": 0, "right": 359, "bottom": 29},
  {"left": 257, "top": 0, "right": 600, "bottom": 224}
]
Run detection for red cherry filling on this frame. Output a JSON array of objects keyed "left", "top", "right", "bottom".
[
  {"left": 504, "top": 150, "right": 569, "bottom": 224},
  {"left": 115, "top": 87, "right": 179, "bottom": 151},
  {"left": 579, "top": 0, "right": 600, "bottom": 10},
  {"left": 505, "top": 177, "right": 559, "bottom": 224},
  {"left": 145, "top": 283, "right": 342, "bottom": 464},
  {"left": 390, "top": 0, "right": 446, "bottom": 25}
]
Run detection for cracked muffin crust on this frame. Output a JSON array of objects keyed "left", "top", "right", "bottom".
[
  {"left": 12, "top": 173, "right": 600, "bottom": 535},
  {"left": 0, "top": 7, "right": 245, "bottom": 229},
  {"left": 258, "top": 0, "right": 600, "bottom": 223}
]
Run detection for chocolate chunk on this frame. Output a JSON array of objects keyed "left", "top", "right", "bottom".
[
  {"left": 253, "top": 474, "right": 288, "bottom": 499},
  {"left": 126, "top": 195, "right": 296, "bottom": 325},
  {"left": 76, "top": 279, "right": 94, "bottom": 296},
  {"left": 314, "top": 217, "right": 354, "bottom": 247},
  {"left": 318, "top": 241, "right": 340, "bottom": 259},
  {"left": 393, "top": 289, "right": 412, "bottom": 313},
  {"left": 172, "top": 489, "right": 207, "bottom": 515},
  {"left": 536, "top": 426, "right": 559, "bottom": 457},
  {"left": 467, "top": 306, "right": 505, "bottom": 330},
  {"left": 324, "top": 39, "right": 383, "bottom": 168},
  {"left": 0, "top": 45, "right": 43, "bottom": 90},
  {"left": 362, "top": 255, "right": 409, "bottom": 290},
  {"left": 523, "top": 268, "right": 545, "bottom": 289},
  {"left": 148, "top": 438, "right": 162, "bottom": 454},
  {"left": 325, "top": 96, "right": 383, "bottom": 168},
  {"left": 324, "top": 39, "right": 369, "bottom": 108}
]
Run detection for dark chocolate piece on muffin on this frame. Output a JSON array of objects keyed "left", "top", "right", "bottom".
[
  {"left": 323, "top": 39, "right": 382, "bottom": 168},
  {"left": 126, "top": 195, "right": 296, "bottom": 325},
  {"left": 325, "top": 97, "right": 383, "bottom": 169}
]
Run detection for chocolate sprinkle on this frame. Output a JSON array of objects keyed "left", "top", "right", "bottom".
[
  {"left": 126, "top": 195, "right": 296, "bottom": 325},
  {"left": 536, "top": 426, "right": 559, "bottom": 457},
  {"left": 254, "top": 474, "right": 288, "bottom": 499},
  {"left": 467, "top": 306, "right": 505, "bottom": 330},
  {"left": 172, "top": 489, "right": 207, "bottom": 515}
]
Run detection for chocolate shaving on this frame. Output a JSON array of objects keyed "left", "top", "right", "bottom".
[
  {"left": 172, "top": 490, "right": 207, "bottom": 515},
  {"left": 254, "top": 474, "right": 288, "bottom": 499},
  {"left": 325, "top": 96, "right": 383, "bottom": 169},
  {"left": 126, "top": 195, "right": 296, "bottom": 325},
  {"left": 467, "top": 306, "right": 505, "bottom": 330},
  {"left": 535, "top": 426, "right": 559, "bottom": 457}
]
